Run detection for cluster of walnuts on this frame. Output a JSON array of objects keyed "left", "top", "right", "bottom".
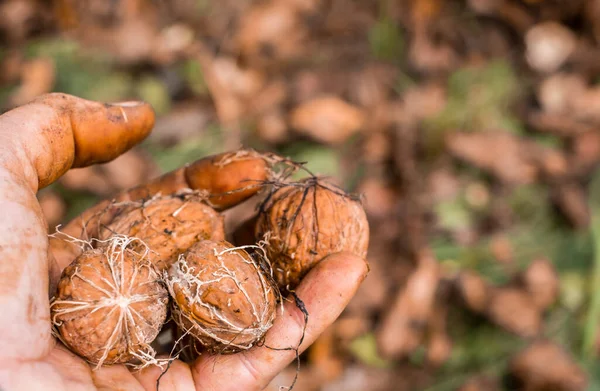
[{"left": 49, "top": 150, "right": 369, "bottom": 368}]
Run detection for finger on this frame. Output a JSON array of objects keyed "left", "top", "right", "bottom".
[
  {"left": 91, "top": 365, "right": 145, "bottom": 391},
  {"left": 132, "top": 358, "right": 195, "bottom": 391},
  {"left": 182, "top": 150, "right": 269, "bottom": 210},
  {"left": 126, "top": 150, "right": 269, "bottom": 211},
  {"left": 0, "top": 93, "right": 154, "bottom": 363},
  {"left": 190, "top": 252, "right": 369, "bottom": 391},
  {"left": 0, "top": 344, "right": 95, "bottom": 391},
  {"left": 55, "top": 151, "right": 269, "bottom": 243},
  {"left": 44, "top": 344, "right": 96, "bottom": 391},
  {"left": 27, "top": 93, "right": 155, "bottom": 188},
  {"left": 49, "top": 150, "right": 270, "bottom": 275}
]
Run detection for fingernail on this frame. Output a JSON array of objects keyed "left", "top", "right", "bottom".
[{"left": 110, "top": 101, "right": 145, "bottom": 108}]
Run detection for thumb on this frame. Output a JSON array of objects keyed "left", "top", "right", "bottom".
[{"left": 16, "top": 93, "right": 155, "bottom": 189}]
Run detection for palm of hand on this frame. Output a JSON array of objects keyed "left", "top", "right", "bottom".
[{"left": 0, "top": 94, "right": 367, "bottom": 391}]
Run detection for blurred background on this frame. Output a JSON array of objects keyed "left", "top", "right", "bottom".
[{"left": 3, "top": 0, "right": 600, "bottom": 389}]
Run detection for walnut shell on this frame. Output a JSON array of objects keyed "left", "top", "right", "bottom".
[
  {"left": 51, "top": 237, "right": 169, "bottom": 367},
  {"left": 99, "top": 194, "right": 225, "bottom": 272},
  {"left": 166, "top": 240, "right": 278, "bottom": 354},
  {"left": 256, "top": 177, "right": 369, "bottom": 289}
]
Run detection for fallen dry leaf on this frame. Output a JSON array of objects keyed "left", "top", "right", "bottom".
[
  {"left": 426, "top": 296, "right": 452, "bottom": 366},
  {"left": 457, "top": 270, "right": 490, "bottom": 313},
  {"left": 525, "top": 22, "right": 577, "bottom": 73},
  {"left": 376, "top": 250, "right": 440, "bottom": 358},
  {"left": 236, "top": 0, "right": 309, "bottom": 67},
  {"left": 510, "top": 340, "right": 587, "bottom": 391},
  {"left": 10, "top": 57, "right": 55, "bottom": 107},
  {"left": 446, "top": 131, "right": 538, "bottom": 184},
  {"left": 290, "top": 95, "right": 365, "bottom": 144},
  {"left": 308, "top": 326, "right": 344, "bottom": 383},
  {"left": 457, "top": 375, "right": 500, "bottom": 391},
  {"left": 487, "top": 287, "right": 542, "bottom": 337},
  {"left": 256, "top": 109, "right": 288, "bottom": 144},
  {"left": 552, "top": 183, "right": 590, "bottom": 229},
  {"left": 517, "top": 258, "right": 559, "bottom": 311}
]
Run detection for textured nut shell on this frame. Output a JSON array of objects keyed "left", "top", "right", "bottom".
[
  {"left": 166, "top": 240, "right": 277, "bottom": 353},
  {"left": 99, "top": 195, "right": 225, "bottom": 271},
  {"left": 256, "top": 178, "right": 369, "bottom": 289},
  {"left": 51, "top": 245, "right": 168, "bottom": 366}
]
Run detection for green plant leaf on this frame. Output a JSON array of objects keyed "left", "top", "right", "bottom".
[
  {"left": 369, "top": 18, "right": 404, "bottom": 63},
  {"left": 583, "top": 167, "right": 600, "bottom": 360},
  {"left": 348, "top": 333, "right": 393, "bottom": 369}
]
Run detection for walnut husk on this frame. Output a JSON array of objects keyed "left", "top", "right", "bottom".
[
  {"left": 256, "top": 177, "right": 369, "bottom": 289},
  {"left": 50, "top": 236, "right": 169, "bottom": 368},
  {"left": 166, "top": 240, "right": 278, "bottom": 354},
  {"left": 99, "top": 193, "right": 225, "bottom": 272}
]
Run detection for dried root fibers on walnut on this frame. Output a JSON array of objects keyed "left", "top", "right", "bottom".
[
  {"left": 50, "top": 236, "right": 169, "bottom": 368},
  {"left": 256, "top": 176, "right": 369, "bottom": 290},
  {"left": 165, "top": 240, "right": 279, "bottom": 354},
  {"left": 98, "top": 193, "right": 225, "bottom": 272}
]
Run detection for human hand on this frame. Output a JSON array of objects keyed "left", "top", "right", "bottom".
[{"left": 0, "top": 93, "right": 369, "bottom": 391}]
